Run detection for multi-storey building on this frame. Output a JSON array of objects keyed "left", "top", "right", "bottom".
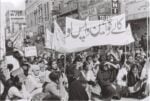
[
  {"left": 5, "top": 10, "right": 26, "bottom": 35},
  {"left": 25, "top": 0, "right": 63, "bottom": 34}
]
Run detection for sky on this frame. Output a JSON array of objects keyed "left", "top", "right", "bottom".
[{"left": 1, "top": 0, "right": 25, "bottom": 9}]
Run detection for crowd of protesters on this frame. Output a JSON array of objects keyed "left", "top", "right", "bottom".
[{"left": 0, "top": 34, "right": 150, "bottom": 101}]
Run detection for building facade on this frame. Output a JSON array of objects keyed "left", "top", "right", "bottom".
[
  {"left": 78, "top": 0, "right": 122, "bottom": 20},
  {"left": 56, "top": 0, "right": 79, "bottom": 32},
  {"left": 125, "top": 0, "right": 149, "bottom": 37},
  {"left": 5, "top": 10, "right": 26, "bottom": 35},
  {"left": 25, "top": 0, "right": 62, "bottom": 34}
]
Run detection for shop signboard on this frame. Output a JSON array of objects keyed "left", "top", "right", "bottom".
[
  {"left": 79, "top": 7, "right": 97, "bottom": 19},
  {"left": 79, "top": 1, "right": 112, "bottom": 19},
  {"left": 112, "top": 0, "right": 119, "bottom": 14}
]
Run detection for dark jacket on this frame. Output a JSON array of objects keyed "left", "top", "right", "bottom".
[
  {"left": 127, "top": 72, "right": 140, "bottom": 87},
  {"left": 69, "top": 80, "right": 89, "bottom": 101},
  {"left": 97, "top": 68, "right": 112, "bottom": 87},
  {"left": 97, "top": 65, "right": 118, "bottom": 87}
]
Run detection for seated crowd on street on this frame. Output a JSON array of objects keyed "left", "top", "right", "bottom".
[{"left": 0, "top": 35, "right": 150, "bottom": 101}]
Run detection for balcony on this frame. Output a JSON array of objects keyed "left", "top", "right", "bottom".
[{"left": 52, "top": 6, "right": 61, "bottom": 15}]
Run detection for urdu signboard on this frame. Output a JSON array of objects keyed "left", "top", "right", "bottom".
[
  {"left": 79, "top": 7, "right": 97, "bottom": 19},
  {"left": 79, "top": 1, "right": 112, "bottom": 20}
]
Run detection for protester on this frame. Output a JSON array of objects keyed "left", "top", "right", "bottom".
[
  {"left": 97, "top": 62, "right": 117, "bottom": 101},
  {"left": 0, "top": 68, "right": 6, "bottom": 100},
  {"left": 68, "top": 69, "right": 89, "bottom": 101},
  {"left": 49, "top": 59, "right": 60, "bottom": 72},
  {"left": 6, "top": 76, "right": 30, "bottom": 100},
  {"left": 127, "top": 64, "right": 147, "bottom": 99},
  {"left": 43, "top": 71, "right": 68, "bottom": 101},
  {"left": 140, "top": 33, "right": 147, "bottom": 53},
  {"left": 92, "top": 54, "right": 100, "bottom": 76},
  {"left": 25, "top": 65, "right": 43, "bottom": 97}
]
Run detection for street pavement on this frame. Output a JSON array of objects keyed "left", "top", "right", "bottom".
[
  {"left": 113, "top": 97, "right": 150, "bottom": 101},
  {"left": 93, "top": 96, "right": 150, "bottom": 101}
]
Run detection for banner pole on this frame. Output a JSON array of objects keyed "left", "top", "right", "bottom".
[
  {"left": 125, "top": 45, "right": 127, "bottom": 63},
  {"left": 64, "top": 53, "right": 67, "bottom": 73},
  {"left": 146, "top": 8, "right": 149, "bottom": 58}
]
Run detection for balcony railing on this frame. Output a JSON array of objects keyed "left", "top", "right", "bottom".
[
  {"left": 52, "top": 6, "right": 61, "bottom": 15},
  {"left": 60, "top": 2, "right": 78, "bottom": 15}
]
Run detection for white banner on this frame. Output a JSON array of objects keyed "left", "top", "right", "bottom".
[
  {"left": 45, "top": 14, "right": 134, "bottom": 53},
  {"left": 65, "top": 14, "right": 134, "bottom": 50},
  {"left": 24, "top": 46, "right": 37, "bottom": 57}
]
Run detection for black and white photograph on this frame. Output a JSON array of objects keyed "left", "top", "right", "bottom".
[{"left": 0, "top": 0, "right": 150, "bottom": 101}]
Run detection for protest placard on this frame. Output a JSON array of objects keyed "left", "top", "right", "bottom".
[{"left": 24, "top": 46, "right": 37, "bottom": 57}]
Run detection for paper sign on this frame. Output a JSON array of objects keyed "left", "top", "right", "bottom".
[{"left": 24, "top": 46, "right": 37, "bottom": 57}]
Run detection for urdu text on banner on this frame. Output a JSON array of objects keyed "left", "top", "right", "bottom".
[
  {"left": 46, "top": 21, "right": 90, "bottom": 53},
  {"left": 65, "top": 14, "right": 134, "bottom": 50}
]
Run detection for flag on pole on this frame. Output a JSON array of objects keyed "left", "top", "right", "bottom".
[
  {"left": 45, "top": 28, "right": 53, "bottom": 49},
  {"left": 0, "top": 32, "right": 6, "bottom": 60},
  {"left": 52, "top": 20, "right": 66, "bottom": 53},
  {"left": 11, "top": 31, "right": 24, "bottom": 51}
]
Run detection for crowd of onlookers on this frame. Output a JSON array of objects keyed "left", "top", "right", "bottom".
[{"left": 0, "top": 33, "right": 150, "bottom": 101}]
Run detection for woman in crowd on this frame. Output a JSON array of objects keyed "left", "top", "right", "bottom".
[
  {"left": 127, "top": 64, "right": 147, "bottom": 99},
  {"left": 6, "top": 76, "right": 30, "bottom": 100},
  {"left": 86, "top": 55, "right": 93, "bottom": 70},
  {"left": 116, "top": 54, "right": 130, "bottom": 97},
  {"left": 43, "top": 71, "right": 68, "bottom": 101},
  {"left": 68, "top": 68, "right": 89, "bottom": 101},
  {"left": 38, "top": 62, "right": 51, "bottom": 83},
  {"left": 108, "top": 46, "right": 122, "bottom": 62},
  {"left": 125, "top": 55, "right": 135, "bottom": 71},
  {"left": 80, "top": 61, "right": 96, "bottom": 82},
  {"left": 92, "top": 54, "right": 100, "bottom": 76},
  {"left": 49, "top": 59, "right": 60, "bottom": 72},
  {"left": 79, "top": 61, "right": 96, "bottom": 99},
  {"left": 97, "top": 62, "right": 117, "bottom": 101},
  {"left": 106, "top": 54, "right": 120, "bottom": 82},
  {"left": 135, "top": 52, "right": 146, "bottom": 75}
]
